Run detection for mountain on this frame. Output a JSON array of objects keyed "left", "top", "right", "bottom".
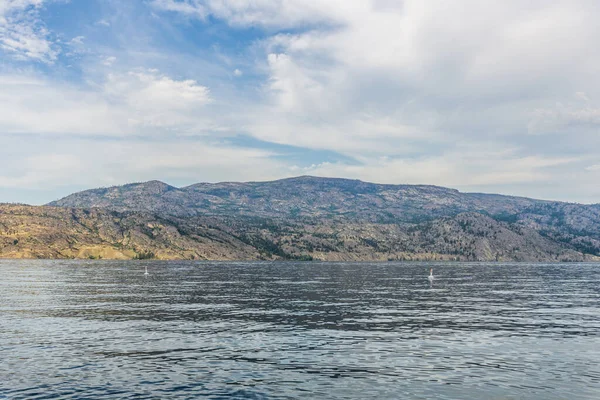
[
  {"left": 50, "top": 176, "right": 542, "bottom": 221},
  {"left": 1, "top": 176, "right": 599, "bottom": 261}
]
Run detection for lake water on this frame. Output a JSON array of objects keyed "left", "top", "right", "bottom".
[{"left": 1, "top": 260, "right": 599, "bottom": 399}]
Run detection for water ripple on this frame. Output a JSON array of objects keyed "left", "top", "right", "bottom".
[{"left": 1, "top": 260, "right": 599, "bottom": 399}]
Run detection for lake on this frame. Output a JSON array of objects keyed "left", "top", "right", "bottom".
[{"left": 1, "top": 260, "right": 599, "bottom": 399}]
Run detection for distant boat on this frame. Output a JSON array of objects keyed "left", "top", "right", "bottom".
[
  {"left": 428, "top": 268, "right": 434, "bottom": 283},
  {"left": 144, "top": 266, "right": 149, "bottom": 276}
]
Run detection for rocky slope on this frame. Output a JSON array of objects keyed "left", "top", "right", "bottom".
[
  {"left": 1, "top": 204, "right": 597, "bottom": 262},
  {"left": 0, "top": 205, "right": 259, "bottom": 260}
]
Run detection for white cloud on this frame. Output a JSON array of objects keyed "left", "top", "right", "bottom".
[
  {"left": 266, "top": 52, "right": 327, "bottom": 113},
  {"left": 95, "top": 19, "right": 110, "bottom": 27},
  {"left": 0, "top": 74, "right": 123, "bottom": 135},
  {"left": 528, "top": 103, "right": 600, "bottom": 134},
  {"left": 0, "top": 69, "right": 214, "bottom": 135},
  {"left": 150, "top": 0, "right": 208, "bottom": 19},
  {"left": 104, "top": 69, "right": 212, "bottom": 129},
  {"left": 575, "top": 92, "right": 590, "bottom": 102},
  {"left": 102, "top": 55, "right": 116, "bottom": 66},
  {"left": 0, "top": 153, "right": 82, "bottom": 188},
  {"left": 150, "top": 0, "right": 354, "bottom": 28},
  {"left": 0, "top": 137, "right": 287, "bottom": 192},
  {"left": 0, "top": 0, "right": 58, "bottom": 62},
  {"left": 585, "top": 164, "right": 600, "bottom": 172},
  {"left": 69, "top": 35, "right": 84, "bottom": 45},
  {"left": 233, "top": 68, "right": 242, "bottom": 77},
  {"left": 302, "top": 150, "right": 578, "bottom": 188}
]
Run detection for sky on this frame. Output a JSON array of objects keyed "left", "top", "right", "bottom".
[{"left": 1, "top": 0, "right": 600, "bottom": 205}]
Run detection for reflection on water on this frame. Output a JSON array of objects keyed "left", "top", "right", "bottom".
[{"left": 1, "top": 260, "right": 599, "bottom": 399}]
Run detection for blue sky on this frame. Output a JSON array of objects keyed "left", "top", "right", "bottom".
[{"left": 1, "top": 0, "right": 600, "bottom": 204}]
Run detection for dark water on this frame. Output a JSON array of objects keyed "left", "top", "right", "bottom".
[{"left": 1, "top": 261, "right": 599, "bottom": 399}]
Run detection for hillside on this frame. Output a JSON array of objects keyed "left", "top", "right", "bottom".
[
  {"left": 2, "top": 200, "right": 599, "bottom": 262},
  {"left": 0, "top": 205, "right": 259, "bottom": 260}
]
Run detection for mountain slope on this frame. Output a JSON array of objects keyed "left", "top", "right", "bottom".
[
  {"left": 0, "top": 205, "right": 259, "bottom": 260},
  {"left": 1, "top": 205, "right": 594, "bottom": 261}
]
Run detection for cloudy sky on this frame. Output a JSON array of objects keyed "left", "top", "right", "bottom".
[{"left": 1, "top": 0, "right": 600, "bottom": 204}]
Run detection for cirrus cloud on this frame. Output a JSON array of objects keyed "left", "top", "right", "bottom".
[{"left": 0, "top": 0, "right": 58, "bottom": 62}]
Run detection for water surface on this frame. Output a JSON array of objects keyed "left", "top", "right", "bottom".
[{"left": 1, "top": 261, "right": 599, "bottom": 399}]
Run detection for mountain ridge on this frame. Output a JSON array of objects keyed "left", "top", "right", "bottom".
[
  {"left": 51, "top": 175, "right": 561, "bottom": 204},
  {"left": 48, "top": 176, "right": 552, "bottom": 222}
]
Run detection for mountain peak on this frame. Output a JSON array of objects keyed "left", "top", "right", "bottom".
[{"left": 122, "top": 180, "right": 176, "bottom": 191}]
